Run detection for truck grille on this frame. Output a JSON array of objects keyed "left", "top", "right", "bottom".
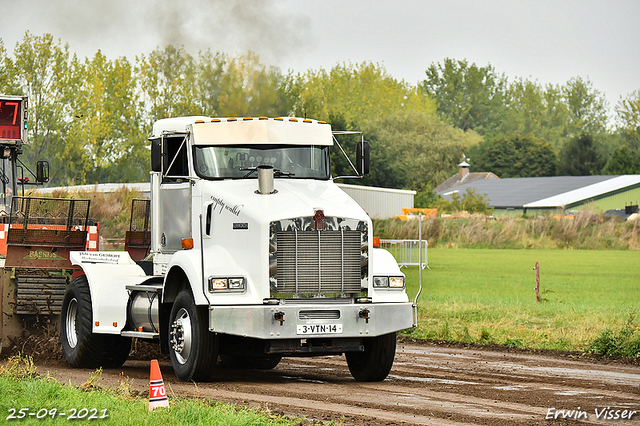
[
  {"left": 276, "top": 230, "right": 361, "bottom": 296},
  {"left": 270, "top": 216, "right": 367, "bottom": 299}
]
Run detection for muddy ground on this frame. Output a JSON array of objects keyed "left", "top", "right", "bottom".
[{"left": 10, "top": 338, "right": 639, "bottom": 425}]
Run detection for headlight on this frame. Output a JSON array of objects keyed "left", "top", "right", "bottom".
[
  {"left": 208, "top": 277, "right": 246, "bottom": 292},
  {"left": 373, "top": 276, "right": 389, "bottom": 288},
  {"left": 389, "top": 276, "right": 405, "bottom": 288},
  {"left": 373, "top": 276, "right": 405, "bottom": 289},
  {"left": 228, "top": 278, "right": 245, "bottom": 290}
]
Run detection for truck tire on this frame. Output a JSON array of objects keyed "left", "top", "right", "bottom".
[
  {"left": 60, "top": 275, "right": 131, "bottom": 369},
  {"left": 220, "top": 354, "right": 282, "bottom": 370},
  {"left": 346, "top": 332, "right": 397, "bottom": 382},
  {"left": 168, "top": 290, "right": 218, "bottom": 381}
]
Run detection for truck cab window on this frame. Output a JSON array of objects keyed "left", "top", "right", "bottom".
[
  {"left": 194, "top": 144, "right": 330, "bottom": 180},
  {"left": 164, "top": 136, "right": 189, "bottom": 182}
]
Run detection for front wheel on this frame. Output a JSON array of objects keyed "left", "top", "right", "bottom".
[
  {"left": 168, "top": 291, "right": 218, "bottom": 381},
  {"left": 346, "top": 332, "right": 397, "bottom": 382}
]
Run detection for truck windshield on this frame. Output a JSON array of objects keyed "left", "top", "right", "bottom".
[{"left": 194, "top": 144, "right": 330, "bottom": 180}]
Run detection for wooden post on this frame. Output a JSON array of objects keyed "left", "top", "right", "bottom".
[{"left": 534, "top": 261, "right": 541, "bottom": 303}]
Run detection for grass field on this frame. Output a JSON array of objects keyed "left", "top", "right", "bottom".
[
  {"left": 401, "top": 249, "right": 640, "bottom": 353},
  {"left": 0, "top": 356, "right": 299, "bottom": 426}
]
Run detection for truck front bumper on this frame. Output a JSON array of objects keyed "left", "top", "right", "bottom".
[{"left": 208, "top": 302, "right": 415, "bottom": 340}]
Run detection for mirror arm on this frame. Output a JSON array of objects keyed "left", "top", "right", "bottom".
[
  {"left": 16, "top": 158, "right": 37, "bottom": 180},
  {"left": 332, "top": 133, "right": 362, "bottom": 178}
]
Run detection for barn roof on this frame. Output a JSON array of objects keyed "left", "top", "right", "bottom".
[{"left": 437, "top": 175, "right": 640, "bottom": 209}]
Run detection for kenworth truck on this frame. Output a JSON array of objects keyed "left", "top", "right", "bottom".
[{"left": 61, "top": 116, "right": 415, "bottom": 382}]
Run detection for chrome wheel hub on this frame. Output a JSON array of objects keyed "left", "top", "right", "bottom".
[
  {"left": 170, "top": 308, "right": 192, "bottom": 365},
  {"left": 65, "top": 298, "right": 78, "bottom": 348}
]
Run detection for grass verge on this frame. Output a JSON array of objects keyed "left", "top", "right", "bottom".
[
  {"left": 0, "top": 355, "right": 304, "bottom": 426},
  {"left": 402, "top": 248, "right": 640, "bottom": 355}
]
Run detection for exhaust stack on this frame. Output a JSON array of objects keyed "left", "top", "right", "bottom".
[{"left": 257, "top": 165, "right": 275, "bottom": 194}]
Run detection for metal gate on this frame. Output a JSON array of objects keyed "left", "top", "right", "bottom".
[{"left": 379, "top": 239, "right": 429, "bottom": 269}]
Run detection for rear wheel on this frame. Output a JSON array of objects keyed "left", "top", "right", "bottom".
[
  {"left": 346, "top": 332, "right": 397, "bottom": 382},
  {"left": 60, "top": 275, "right": 131, "bottom": 368},
  {"left": 168, "top": 290, "right": 218, "bottom": 381}
]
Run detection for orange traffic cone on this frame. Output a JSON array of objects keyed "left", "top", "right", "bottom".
[{"left": 148, "top": 359, "right": 169, "bottom": 411}]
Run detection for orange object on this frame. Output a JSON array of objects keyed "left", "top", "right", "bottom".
[
  {"left": 401, "top": 208, "right": 437, "bottom": 218},
  {"left": 149, "top": 359, "right": 169, "bottom": 411},
  {"left": 182, "top": 237, "right": 194, "bottom": 250},
  {"left": 373, "top": 236, "right": 380, "bottom": 248}
]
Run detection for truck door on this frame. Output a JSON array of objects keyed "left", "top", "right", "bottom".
[{"left": 153, "top": 134, "right": 192, "bottom": 253}]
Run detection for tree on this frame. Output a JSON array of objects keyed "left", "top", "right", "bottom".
[
  {"left": 212, "top": 52, "right": 292, "bottom": 117},
  {"left": 602, "top": 146, "right": 640, "bottom": 175},
  {"left": 614, "top": 90, "right": 640, "bottom": 152},
  {"left": 562, "top": 77, "right": 609, "bottom": 136},
  {"left": 66, "top": 52, "right": 147, "bottom": 184},
  {"left": 10, "top": 32, "right": 82, "bottom": 185},
  {"left": 422, "top": 58, "right": 507, "bottom": 134},
  {"left": 434, "top": 188, "right": 492, "bottom": 214},
  {"left": 557, "top": 133, "right": 606, "bottom": 176},
  {"left": 363, "top": 109, "right": 481, "bottom": 190},
  {"left": 473, "top": 133, "right": 556, "bottom": 177},
  {"left": 0, "top": 40, "right": 20, "bottom": 94},
  {"left": 501, "top": 79, "right": 569, "bottom": 149},
  {"left": 288, "top": 61, "right": 435, "bottom": 130},
  {"left": 136, "top": 45, "right": 200, "bottom": 125}
]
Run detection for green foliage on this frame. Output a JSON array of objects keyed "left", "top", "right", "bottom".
[
  {"left": 422, "top": 58, "right": 507, "bottom": 134},
  {"left": 434, "top": 188, "right": 492, "bottom": 215},
  {"left": 362, "top": 109, "right": 482, "bottom": 189},
  {"left": 557, "top": 133, "right": 607, "bottom": 175},
  {"left": 499, "top": 79, "right": 570, "bottom": 148},
  {"left": 587, "top": 309, "right": 640, "bottom": 358},
  {"left": 0, "top": 363, "right": 301, "bottom": 425},
  {"left": 400, "top": 249, "right": 640, "bottom": 352},
  {"left": 614, "top": 90, "right": 640, "bottom": 159},
  {"left": 1, "top": 32, "right": 636, "bottom": 189},
  {"left": 473, "top": 133, "right": 556, "bottom": 177},
  {"left": 288, "top": 61, "right": 435, "bottom": 130},
  {"left": 373, "top": 212, "right": 640, "bottom": 250},
  {"left": 0, "top": 354, "right": 38, "bottom": 380},
  {"left": 602, "top": 145, "right": 640, "bottom": 174},
  {"left": 562, "top": 76, "right": 610, "bottom": 136}
]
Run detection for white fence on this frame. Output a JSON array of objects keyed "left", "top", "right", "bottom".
[{"left": 379, "top": 239, "right": 429, "bottom": 269}]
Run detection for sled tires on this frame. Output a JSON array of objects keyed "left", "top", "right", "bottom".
[
  {"left": 60, "top": 275, "right": 131, "bottom": 369},
  {"left": 168, "top": 290, "right": 219, "bottom": 382},
  {"left": 346, "top": 332, "right": 397, "bottom": 382}
]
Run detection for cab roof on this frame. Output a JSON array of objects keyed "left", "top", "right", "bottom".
[{"left": 152, "top": 116, "right": 333, "bottom": 146}]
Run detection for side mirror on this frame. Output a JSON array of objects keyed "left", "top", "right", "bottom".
[
  {"left": 356, "top": 140, "right": 370, "bottom": 175},
  {"left": 36, "top": 161, "right": 49, "bottom": 183},
  {"left": 151, "top": 138, "right": 162, "bottom": 172}
]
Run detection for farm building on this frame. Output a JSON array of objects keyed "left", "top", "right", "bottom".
[
  {"left": 436, "top": 174, "right": 640, "bottom": 217},
  {"left": 336, "top": 183, "right": 415, "bottom": 219}
]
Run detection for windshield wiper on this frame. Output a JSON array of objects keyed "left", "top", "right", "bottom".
[{"left": 240, "top": 167, "right": 295, "bottom": 178}]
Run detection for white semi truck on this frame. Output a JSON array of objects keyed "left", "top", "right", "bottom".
[{"left": 61, "top": 116, "right": 415, "bottom": 382}]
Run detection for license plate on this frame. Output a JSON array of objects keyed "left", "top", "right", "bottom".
[{"left": 296, "top": 324, "right": 343, "bottom": 335}]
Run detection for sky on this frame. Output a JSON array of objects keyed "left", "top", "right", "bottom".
[{"left": 2, "top": 0, "right": 639, "bottom": 120}]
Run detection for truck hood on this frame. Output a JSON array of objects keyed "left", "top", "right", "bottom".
[{"left": 199, "top": 178, "right": 369, "bottom": 224}]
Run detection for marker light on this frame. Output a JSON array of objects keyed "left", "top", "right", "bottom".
[{"left": 182, "top": 238, "right": 194, "bottom": 250}]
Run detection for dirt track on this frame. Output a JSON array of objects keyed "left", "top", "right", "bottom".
[{"left": 35, "top": 341, "right": 640, "bottom": 425}]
